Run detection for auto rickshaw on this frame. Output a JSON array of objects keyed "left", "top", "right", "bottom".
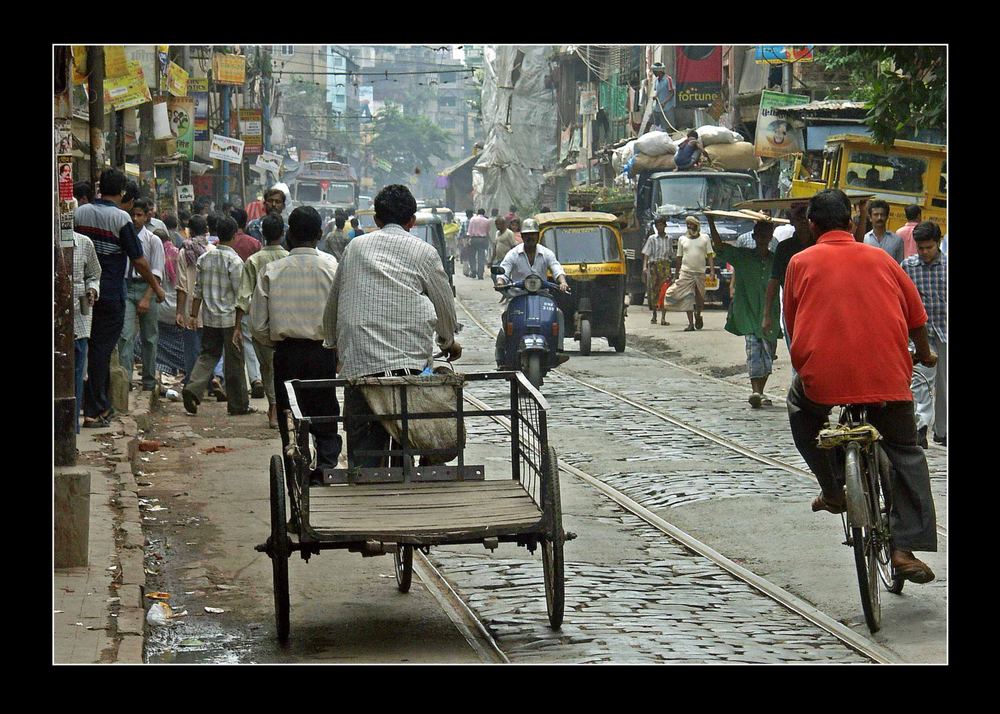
[
  {"left": 355, "top": 207, "right": 377, "bottom": 234},
  {"left": 536, "top": 211, "right": 627, "bottom": 355}
]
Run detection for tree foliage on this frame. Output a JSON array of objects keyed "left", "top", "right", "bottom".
[
  {"left": 367, "top": 105, "right": 452, "bottom": 184},
  {"left": 820, "top": 46, "right": 945, "bottom": 147},
  {"left": 276, "top": 79, "right": 359, "bottom": 159}
]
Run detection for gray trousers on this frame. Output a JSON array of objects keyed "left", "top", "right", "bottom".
[
  {"left": 252, "top": 339, "right": 276, "bottom": 406},
  {"left": 786, "top": 375, "right": 937, "bottom": 553},
  {"left": 186, "top": 325, "right": 249, "bottom": 414},
  {"left": 912, "top": 337, "right": 947, "bottom": 438}
]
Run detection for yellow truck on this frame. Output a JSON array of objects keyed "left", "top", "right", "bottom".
[{"left": 790, "top": 134, "right": 946, "bottom": 234}]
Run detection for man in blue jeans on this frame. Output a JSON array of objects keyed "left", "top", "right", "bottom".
[
  {"left": 74, "top": 168, "right": 164, "bottom": 428},
  {"left": 119, "top": 199, "right": 165, "bottom": 391}
]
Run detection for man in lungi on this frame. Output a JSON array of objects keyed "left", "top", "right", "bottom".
[
  {"left": 662, "top": 216, "right": 715, "bottom": 331},
  {"left": 642, "top": 215, "right": 675, "bottom": 325}
]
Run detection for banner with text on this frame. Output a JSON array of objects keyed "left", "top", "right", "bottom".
[
  {"left": 238, "top": 108, "right": 263, "bottom": 156},
  {"left": 190, "top": 77, "right": 209, "bottom": 141},
  {"left": 675, "top": 46, "right": 722, "bottom": 108},
  {"left": 209, "top": 134, "right": 244, "bottom": 164},
  {"left": 103, "top": 61, "right": 151, "bottom": 112},
  {"left": 754, "top": 90, "right": 809, "bottom": 158},
  {"left": 254, "top": 151, "right": 283, "bottom": 175},
  {"left": 212, "top": 54, "right": 246, "bottom": 85},
  {"left": 168, "top": 96, "right": 195, "bottom": 159},
  {"left": 167, "top": 61, "right": 189, "bottom": 96}
]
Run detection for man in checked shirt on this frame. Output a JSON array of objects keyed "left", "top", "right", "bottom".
[{"left": 323, "top": 184, "right": 462, "bottom": 468}]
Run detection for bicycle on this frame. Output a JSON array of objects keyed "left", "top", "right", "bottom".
[{"left": 817, "top": 406, "right": 904, "bottom": 634}]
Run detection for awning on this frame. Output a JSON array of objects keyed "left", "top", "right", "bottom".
[{"left": 438, "top": 154, "right": 479, "bottom": 178}]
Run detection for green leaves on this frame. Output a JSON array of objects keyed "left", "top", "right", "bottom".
[
  {"left": 368, "top": 105, "right": 452, "bottom": 183},
  {"left": 820, "top": 46, "right": 945, "bottom": 147}
]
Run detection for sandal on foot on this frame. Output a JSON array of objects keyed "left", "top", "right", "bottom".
[
  {"left": 695, "top": 314, "right": 704, "bottom": 330},
  {"left": 684, "top": 324, "right": 696, "bottom": 332},
  {"left": 812, "top": 492, "right": 847, "bottom": 514},
  {"left": 82, "top": 415, "right": 111, "bottom": 428}
]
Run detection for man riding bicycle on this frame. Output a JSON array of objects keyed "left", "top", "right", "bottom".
[{"left": 783, "top": 189, "right": 939, "bottom": 584}]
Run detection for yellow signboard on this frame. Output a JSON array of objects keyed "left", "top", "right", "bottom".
[
  {"left": 104, "top": 46, "right": 128, "bottom": 79},
  {"left": 188, "top": 77, "right": 209, "bottom": 93},
  {"left": 166, "top": 61, "right": 189, "bottom": 97},
  {"left": 104, "top": 61, "right": 151, "bottom": 112},
  {"left": 212, "top": 54, "right": 246, "bottom": 85}
]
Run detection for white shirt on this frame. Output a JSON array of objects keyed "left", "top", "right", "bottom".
[
  {"left": 127, "top": 226, "right": 165, "bottom": 281},
  {"left": 498, "top": 243, "right": 565, "bottom": 284},
  {"left": 676, "top": 233, "right": 715, "bottom": 272}
]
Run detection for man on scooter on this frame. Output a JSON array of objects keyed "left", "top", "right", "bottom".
[{"left": 494, "top": 218, "right": 571, "bottom": 367}]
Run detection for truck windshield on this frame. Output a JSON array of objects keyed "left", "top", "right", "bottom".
[
  {"left": 654, "top": 175, "right": 757, "bottom": 211},
  {"left": 542, "top": 226, "right": 620, "bottom": 263},
  {"left": 297, "top": 184, "right": 323, "bottom": 202},
  {"left": 327, "top": 183, "right": 355, "bottom": 203}
]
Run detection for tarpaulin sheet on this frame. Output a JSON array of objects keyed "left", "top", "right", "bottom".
[{"left": 474, "top": 46, "right": 558, "bottom": 213}]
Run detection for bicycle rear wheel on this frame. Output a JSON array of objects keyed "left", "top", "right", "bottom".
[
  {"left": 871, "top": 443, "right": 904, "bottom": 595},
  {"left": 846, "top": 442, "right": 881, "bottom": 633}
]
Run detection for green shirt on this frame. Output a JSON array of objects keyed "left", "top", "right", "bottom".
[{"left": 715, "top": 242, "right": 782, "bottom": 340}]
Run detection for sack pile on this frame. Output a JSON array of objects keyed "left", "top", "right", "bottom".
[
  {"left": 631, "top": 153, "right": 676, "bottom": 175},
  {"left": 704, "top": 142, "right": 761, "bottom": 171},
  {"left": 696, "top": 125, "right": 744, "bottom": 146},
  {"left": 635, "top": 131, "right": 677, "bottom": 156}
]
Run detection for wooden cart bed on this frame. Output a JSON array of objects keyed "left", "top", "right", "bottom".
[{"left": 306, "top": 480, "right": 543, "bottom": 538}]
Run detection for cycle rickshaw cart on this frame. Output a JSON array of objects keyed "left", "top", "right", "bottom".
[{"left": 256, "top": 370, "right": 569, "bottom": 643}]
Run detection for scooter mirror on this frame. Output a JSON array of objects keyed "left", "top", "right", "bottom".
[{"left": 490, "top": 265, "right": 505, "bottom": 276}]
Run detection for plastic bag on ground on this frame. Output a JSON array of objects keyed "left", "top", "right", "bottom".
[
  {"left": 146, "top": 602, "right": 174, "bottom": 627},
  {"left": 635, "top": 131, "right": 677, "bottom": 156}
]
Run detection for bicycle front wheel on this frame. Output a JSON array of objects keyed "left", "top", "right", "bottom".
[{"left": 846, "top": 442, "right": 881, "bottom": 633}]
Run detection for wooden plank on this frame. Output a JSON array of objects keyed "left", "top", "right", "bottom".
[
  {"left": 322, "top": 465, "right": 486, "bottom": 485},
  {"left": 307, "top": 482, "right": 525, "bottom": 498},
  {"left": 307, "top": 496, "right": 537, "bottom": 511},
  {"left": 308, "top": 516, "right": 542, "bottom": 534},
  {"left": 308, "top": 499, "right": 540, "bottom": 516}
]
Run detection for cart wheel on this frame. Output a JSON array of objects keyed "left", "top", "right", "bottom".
[
  {"left": 609, "top": 331, "right": 627, "bottom": 353},
  {"left": 269, "top": 455, "right": 291, "bottom": 643},
  {"left": 394, "top": 545, "right": 413, "bottom": 593},
  {"left": 540, "top": 446, "right": 565, "bottom": 629},
  {"left": 579, "top": 319, "right": 592, "bottom": 356}
]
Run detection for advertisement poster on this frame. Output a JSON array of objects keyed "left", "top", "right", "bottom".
[
  {"left": 190, "top": 78, "right": 209, "bottom": 141},
  {"left": 167, "top": 61, "right": 189, "bottom": 96},
  {"left": 177, "top": 185, "right": 195, "bottom": 202},
  {"left": 255, "top": 151, "right": 284, "bottom": 175},
  {"left": 55, "top": 119, "right": 73, "bottom": 155},
  {"left": 675, "top": 46, "right": 723, "bottom": 108},
  {"left": 104, "top": 61, "right": 152, "bottom": 112},
  {"left": 72, "top": 46, "right": 89, "bottom": 84},
  {"left": 754, "top": 90, "right": 809, "bottom": 159},
  {"left": 58, "top": 158, "right": 74, "bottom": 201},
  {"left": 124, "top": 46, "right": 158, "bottom": 88},
  {"left": 579, "top": 89, "right": 598, "bottom": 116},
  {"left": 212, "top": 54, "right": 246, "bottom": 85},
  {"left": 238, "top": 108, "right": 263, "bottom": 156},
  {"left": 209, "top": 134, "right": 245, "bottom": 164},
  {"left": 168, "top": 96, "right": 195, "bottom": 159},
  {"left": 755, "top": 46, "right": 815, "bottom": 65},
  {"left": 192, "top": 175, "right": 213, "bottom": 197},
  {"left": 60, "top": 210, "right": 76, "bottom": 248}
]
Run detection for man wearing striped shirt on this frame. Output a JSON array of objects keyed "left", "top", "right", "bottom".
[
  {"left": 322, "top": 184, "right": 462, "bottom": 468},
  {"left": 234, "top": 214, "right": 289, "bottom": 429},
  {"left": 251, "top": 207, "right": 341, "bottom": 478},
  {"left": 74, "top": 168, "right": 164, "bottom": 428},
  {"left": 902, "top": 222, "right": 947, "bottom": 447},
  {"left": 72, "top": 232, "right": 101, "bottom": 433},
  {"left": 182, "top": 216, "right": 253, "bottom": 416}
]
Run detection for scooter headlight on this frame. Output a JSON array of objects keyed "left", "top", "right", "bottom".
[{"left": 524, "top": 275, "right": 543, "bottom": 293}]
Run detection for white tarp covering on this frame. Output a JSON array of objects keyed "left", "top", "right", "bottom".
[{"left": 474, "top": 46, "right": 558, "bottom": 212}]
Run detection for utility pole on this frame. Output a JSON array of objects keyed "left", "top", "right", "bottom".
[
  {"left": 222, "top": 84, "right": 231, "bottom": 202},
  {"left": 87, "top": 46, "right": 105, "bottom": 186},
  {"left": 54, "top": 46, "right": 76, "bottom": 466}
]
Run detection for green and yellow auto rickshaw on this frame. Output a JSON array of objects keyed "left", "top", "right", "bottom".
[{"left": 536, "top": 211, "right": 627, "bottom": 355}]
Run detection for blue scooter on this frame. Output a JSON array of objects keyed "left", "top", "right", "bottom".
[{"left": 491, "top": 267, "right": 568, "bottom": 389}]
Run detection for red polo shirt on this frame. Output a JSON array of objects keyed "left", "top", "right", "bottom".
[{"left": 783, "top": 230, "right": 927, "bottom": 405}]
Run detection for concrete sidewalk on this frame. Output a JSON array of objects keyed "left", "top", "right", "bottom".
[{"left": 54, "top": 391, "right": 149, "bottom": 664}]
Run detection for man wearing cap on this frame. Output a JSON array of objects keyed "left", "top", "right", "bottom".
[
  {"left": 650, "top": 62, "right": 676, "bottom": 132},
  {"left": 707, "top": 213, "right": 782, "bottom": 408},
  {"left": 663, "top": 216, "right": 715, "bottom": 331},
  {"left": 494, "top": 218, "right": 570, "bottom": 366}
]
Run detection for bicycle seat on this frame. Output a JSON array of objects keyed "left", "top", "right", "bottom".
[{"left": 817, "top": 423, "right": 883, "bottom": 449}]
